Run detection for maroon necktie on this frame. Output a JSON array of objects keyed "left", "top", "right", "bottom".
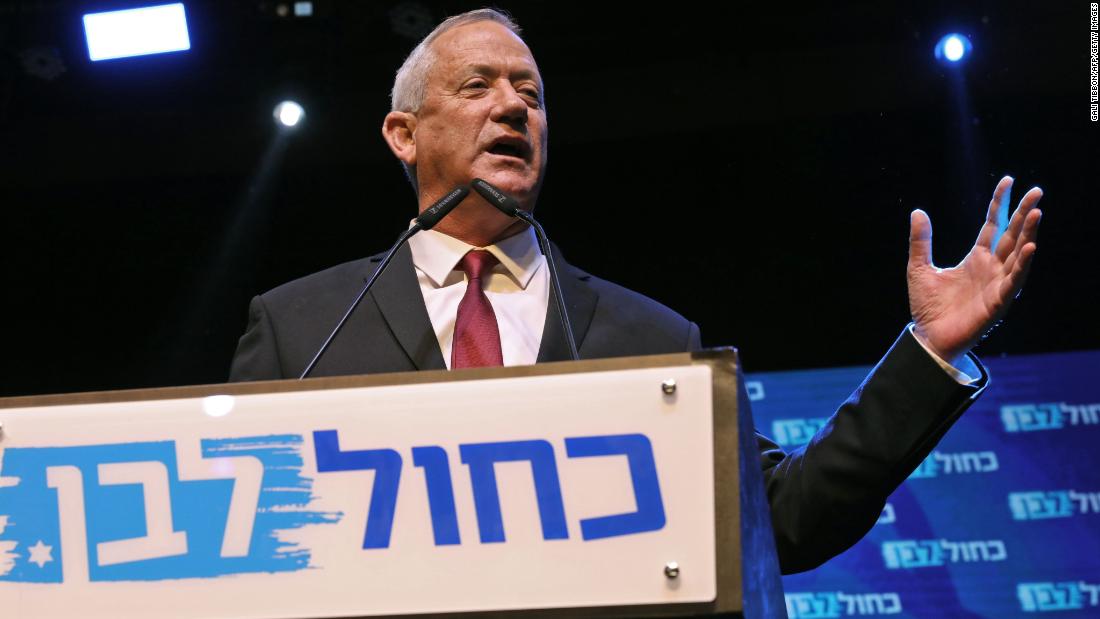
[{"left": 451, "top": 250, "right": 504, "bottom": 369}]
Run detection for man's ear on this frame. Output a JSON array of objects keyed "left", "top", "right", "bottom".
[{"left": 382, "top": 111, "right": 417, "bottom": 167}]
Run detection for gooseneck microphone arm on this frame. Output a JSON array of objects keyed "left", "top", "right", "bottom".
[
  {"left": 299, "top": 186, "right": 470, "bottom": 379},
  {"left": 470, "top": 178, "right": 580, "bottom": 362},
  {"left": 515, "top": 213, "right": 579, "bottom": 361}
]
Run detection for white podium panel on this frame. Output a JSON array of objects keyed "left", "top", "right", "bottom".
[{"left": 0, "top": 365, "right": 716, "bottom": 618}]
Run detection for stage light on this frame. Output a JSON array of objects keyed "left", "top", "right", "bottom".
[
  {"left": 20, "top": 46, "right": 66, "bottom": 81},
  {"left": 273, "top": 100, "right": 305, "bottom": 128},
  {"left": 935, "top": 33, "right": 972, "bottom": 64},
  {"left": 83, "top": 3, "right": 191, "bottom": 62}
]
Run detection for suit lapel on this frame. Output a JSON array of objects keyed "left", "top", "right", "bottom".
[
  {"left": 367, "top": 243, "right": 447, "bottom": 371},
  {"left": 537, "top": 248, "right": 598, "bottom": 363},
  {"left": 364, "top": 240, "right": 595, "bottom": 368}
]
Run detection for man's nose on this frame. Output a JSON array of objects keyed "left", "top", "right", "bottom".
[{"left": 489, "top": 83, "right": 528, "bottom": 128}]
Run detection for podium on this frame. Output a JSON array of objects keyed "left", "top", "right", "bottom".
[{"left": 0, "top": 351, "right": 786, "bottom": 618}]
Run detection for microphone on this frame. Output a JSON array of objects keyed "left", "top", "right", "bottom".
[
  {"left": 299, "top": 186, "right": 470, "bottom": 379},
  {"left": 414, "top": 186, "right": 470, "bottom": 230},
  {"left": 470, "top": 178, "right": 580, "bottom": 362}
]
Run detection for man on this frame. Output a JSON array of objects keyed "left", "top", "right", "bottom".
[{"left": 229, "top": 9, "right": 1042, "bottom": 574}]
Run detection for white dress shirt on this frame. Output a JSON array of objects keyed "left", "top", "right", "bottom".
[
  {"left": 408, "top": 225, "right": 549, "bottom": 369},
  {"left": 407, "top": 225, "right": 978, "bottom": 383},
  {"left": 909, "top": 325, "right": 981, "bottom": 384}
]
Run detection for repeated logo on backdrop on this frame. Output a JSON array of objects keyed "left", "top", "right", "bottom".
[
  {"left": 1000, "top": 402, "right": 1100, "bottom": 433},
  {"left": 785, "top": 591, "right": 903, "bottom": 618},
  {"left": 751, "top": 350, "right": 1100, "bottom": 618},
  {"left": 1017, "top": 582, "right": 1100, "bottom": 612}
]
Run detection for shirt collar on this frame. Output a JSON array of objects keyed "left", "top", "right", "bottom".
[{"left": 407, "top": 224, "right": 544, "bottom": 289}]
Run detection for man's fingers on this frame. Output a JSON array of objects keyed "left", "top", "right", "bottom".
[
  {"left": 1000, "top": 241, "right": 1037, "bottom": 301},
  {"left": 1008, "top": 188, "right": 1043, "bottom": 238},
  {"left": 1012, "top": 242, "right": 1038, "bottom": 281},
  {"left": 996, "top": 186, "right": 1043, "bottom": 262},
  {"left": 977, "top": 175, "right": 1014, "bottom": 249},
  {"left": 909, "top": 208, "right": 934, "bottom": 268},
  {"left": 1004, "top": 208, "right": 1043, "bottom": 275},
  {"left": 1017, "top": 207, "right": 1042, "bottom": 251}
]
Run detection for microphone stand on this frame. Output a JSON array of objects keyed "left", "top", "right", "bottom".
[
  {"left": 299, "top": 186, "right": 470, "bottom": 379},
  {"left": 470, "top": 178, "right": 579, "bottom": 362}
]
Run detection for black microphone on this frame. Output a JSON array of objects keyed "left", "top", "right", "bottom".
[
  {"left": 470, "top": 178, "right": 579, "bottom": 362},
  {"left": 299, "top": 186, "right": 470, "bottom": 379}
]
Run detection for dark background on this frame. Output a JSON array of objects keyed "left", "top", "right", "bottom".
[{"left": 1, "top": 1, "right": 1095, "bottom": 397}]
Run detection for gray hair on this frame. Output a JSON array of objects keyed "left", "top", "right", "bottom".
[
  {"left": 390, "top": 8, "right": 523, "bottom": 113},
  {"left": 389, "top": 8, "right": 525, "bottom": 193}
]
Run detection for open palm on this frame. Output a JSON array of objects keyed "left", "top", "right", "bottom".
[{"left": 908, "top": 176, "right": 1043, "bottom": 362}]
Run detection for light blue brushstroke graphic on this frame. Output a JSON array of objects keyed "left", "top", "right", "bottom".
[{"left": 0, "top": 434, "right": 341, "bottom": 582}]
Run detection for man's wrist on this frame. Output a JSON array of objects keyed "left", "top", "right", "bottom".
[
  {"left": 908, "top": 324, "right": 980, "bottom": 385},
  {"left": 910, "top": 323, "right": 968, "bottom": 366}
]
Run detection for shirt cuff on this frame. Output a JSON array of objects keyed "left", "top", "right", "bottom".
[{"left": 907, "top": 324, "right": 981, "bottom": 385}]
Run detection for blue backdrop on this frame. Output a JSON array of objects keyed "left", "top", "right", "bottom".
[{"left": 745, "top": 348, "right": 1100, "bottom": 618}]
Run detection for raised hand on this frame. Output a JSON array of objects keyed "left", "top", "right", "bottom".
[{"left": 907, "top": 176, "right": 1043, "bottom": 363}]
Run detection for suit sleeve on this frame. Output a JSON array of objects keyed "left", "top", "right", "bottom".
[
  {"left": 760, "top": 326, "right": 987, "bottom": 574},
  {"left": 228, "top": 295, "right": 286, "bottom": 382}
]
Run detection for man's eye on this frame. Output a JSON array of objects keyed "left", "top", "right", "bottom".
[
  {"left": 465, "top": 81, "right": 488, "bottom": 90},
  {"left": 520, "top": 89, "right": 541, "bottom": 106}
]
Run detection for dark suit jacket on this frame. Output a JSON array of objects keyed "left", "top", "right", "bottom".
[{"left": 229, "top": 243, "right": 987, "bottom": 574}]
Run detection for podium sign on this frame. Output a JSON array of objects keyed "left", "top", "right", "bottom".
[{"left": 0, "top": 354, "right": 770, "bottom": 618}]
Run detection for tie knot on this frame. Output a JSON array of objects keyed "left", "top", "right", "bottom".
[{"left": 458, "top": 250, "right": 499, "bottom": 281}]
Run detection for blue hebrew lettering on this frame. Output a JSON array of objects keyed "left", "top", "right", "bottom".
[
  {"left": 411, "top": 446, "right": 461, "bottom": 546},
  {"left": 772, "top": 418, "right": 828, "bottom": 447},
  {"left": 1000, "top": 406, "right": 1027, "bottom": 432},
  {"left": 882, "top": 540, "right": 944, "bottom": 569},
  {"left": 0, "top": 435, "right": 339, "bottom": 583},
  {"left": 908, "top": 453, "right": 940, "bottom": 479},
  {"left": 785, "top": 592, "right": 841, "bottom": 619},
  {"left": 1018, "top": 582, "right": 1085, "bottom": 612},
  {"left": 1061, "top": 403, "right": 1100, "bottom": 426},
  {"left": 1008, "top": 491, "right": 1073, "bottom": 520},
  {"left": 745, "top": 381, "right": 766, "bottom": 402},
  {"left": 459, "top": 440, "right": 568, "bottom": 543},
  {"left": 876, "top": 503, "right": 896, "bottom": 525},
  {"left": 1001, "top": 404, "right": 1064, "bottom": 432},
  {"left": 313, "top": 430, "right": 401, "bottom": 549},
  {"left": 564, "top": 434, "right": 665, "bottom": 540}
]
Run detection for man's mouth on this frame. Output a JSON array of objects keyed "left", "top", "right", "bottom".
[
  {"left": 486, "top": 137, "right": 530, "bottom": 160},
  {"left": 489, "top": 144, "right": 524, "bottom": 157}
]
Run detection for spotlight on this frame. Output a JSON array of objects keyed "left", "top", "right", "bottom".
[
  {"left": 935, "top": 33, "right": 972, "bottom": 64},
  {"left": 20, "top": 46, "right": 67, "bottom": 81},
  {"left": 83, "top": 3, "right": 191, "bottom": 62},
  {"left": 273, "top": 100, "right": 305, "bottom": 128},
  {"left": 390, "top": 2, "right": 434, "bottom": 40}
]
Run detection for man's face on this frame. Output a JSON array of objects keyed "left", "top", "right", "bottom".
[{"left": 412, "top": 21, "right": 548, "bottom": 208}]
